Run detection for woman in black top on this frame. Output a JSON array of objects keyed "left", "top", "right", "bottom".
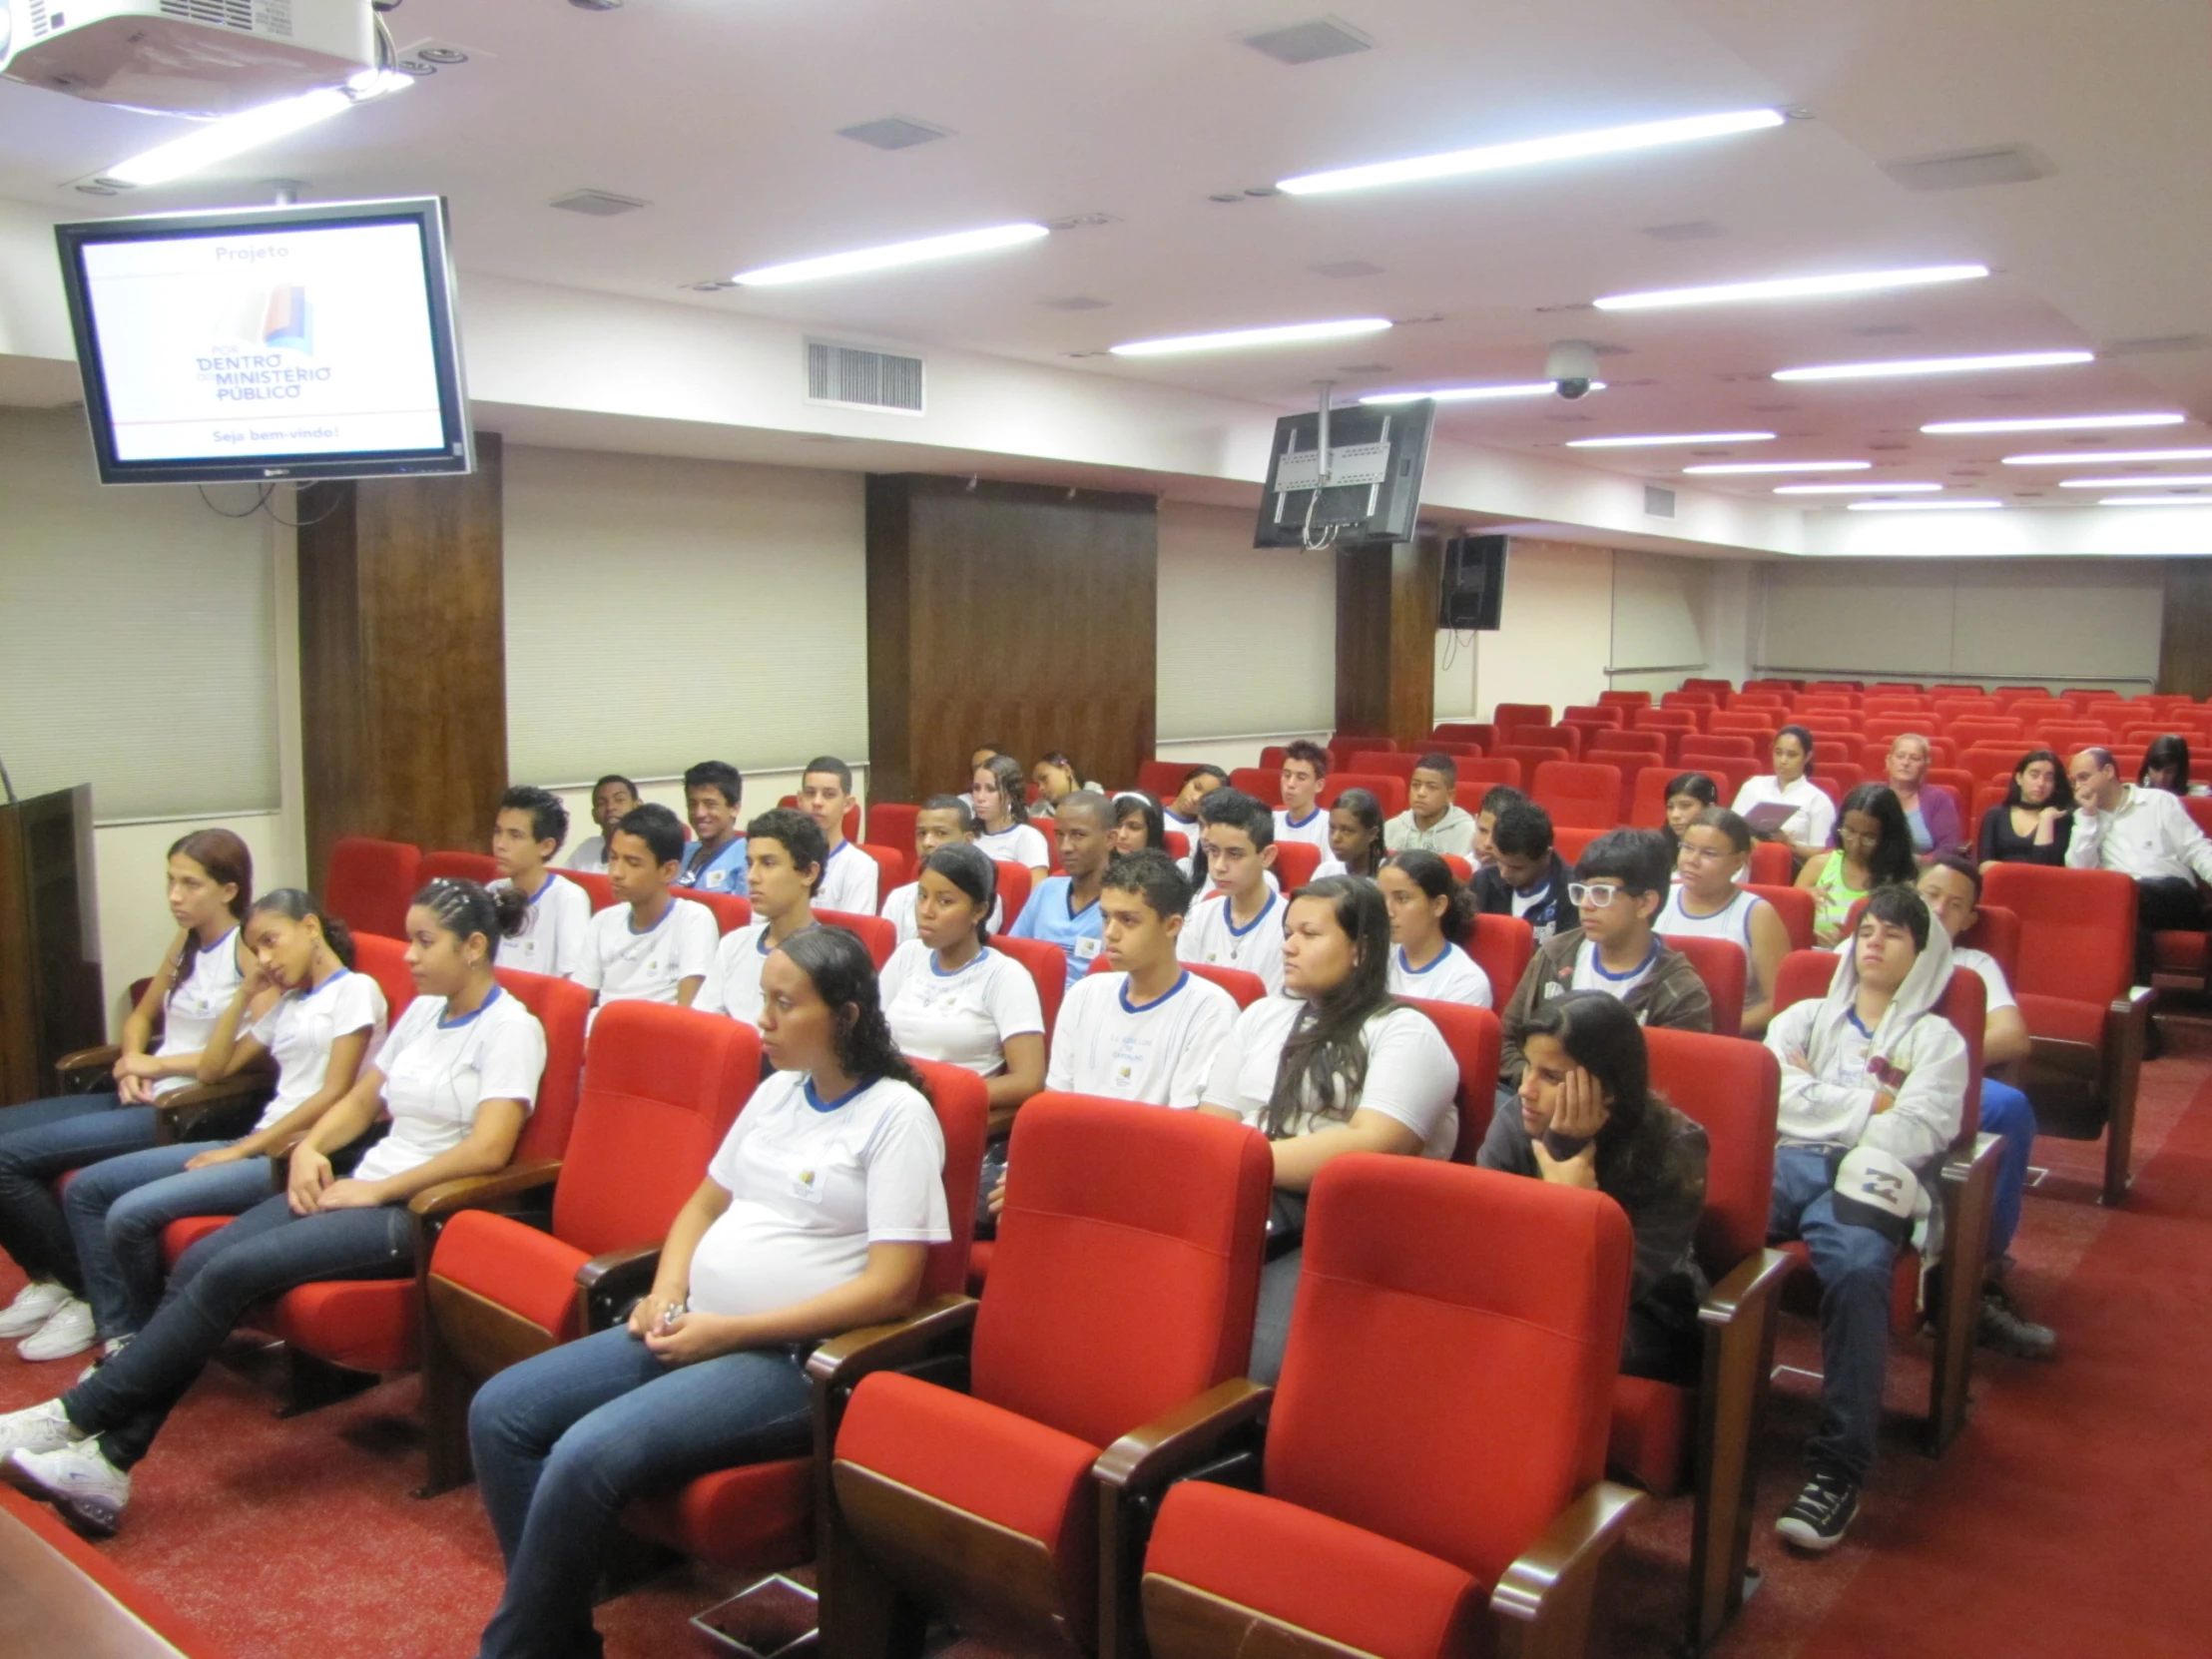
[
  {"left": 1477, "top": 989, "right": 1709, "bottom": 1382},
  {"left": 1976, "top": 749, "right": 2073, "bottom": 867}
]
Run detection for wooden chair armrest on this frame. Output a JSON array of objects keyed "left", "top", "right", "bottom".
[
  {"left": 54, "top": 1044, "right": 122, "bottom": 1079},
  {"left": 1094, "top": 1378, "right": 1273, "bottom": 1494},
  {"left": 153, "top": 1074, "right": 272, "bottom": 1112},
  {"left": 806, "top": 1294, "right": 978, "bottom": 1395},
  {"left": 1491, "top": 1480, "right": 1646, "bottom": 1659},
  {"left": 407, "top": 1159, "right": 564, "bottom": 1219},
  {"left": 2106, "top": 985, "right": 2153, "bottom": 1068},
  {"left": 1699, "top": 1247, "right": 1794, "bottom": 1330},
  {"left": 574, "top": 1244, "right": 663, "bottom": 1335},
  {"left": 1939, "top": 1129, "right": 2005, "bottom": 1191}
]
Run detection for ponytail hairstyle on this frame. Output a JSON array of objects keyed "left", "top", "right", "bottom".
[
  {"left": 168, "top": 828, "right": 254, "bottom": 1001},
  {"left": 922, "top": 842, "right": 998, "bottom": 947},
  {"left": 1382, "top": 848, "right": 1473, "bottom": 947},
  {"left": 976, "top": 754, "right": 1030, "bottom": 830},
  {"left": 1331, "top": 787, "right": 1387, "bottom": 876},
  {"left": 412, "top": 877, "right": 529, "bottom": 958},
  {"left": 1262, "top": 875, "right": 1395, "bottom": 1140},
  {"left": 779, "top": 925, "right": 929, "bottom": 1098},
  {"left": 1521, "top": 991, "right": 1700, "bottom": 1209},
  {"left": 250, "top": 888, "right": 356, "bottom": 970}
]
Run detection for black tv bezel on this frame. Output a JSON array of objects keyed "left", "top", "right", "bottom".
[{"left": 53, "top": 196, "right": 474, "bottom": 486}]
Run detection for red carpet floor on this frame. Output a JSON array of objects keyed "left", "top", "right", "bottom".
[{"left": 3, "top": 1033, "right": 2208, "bottom": 1658}]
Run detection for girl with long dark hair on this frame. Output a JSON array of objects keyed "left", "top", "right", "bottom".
[
  {"left": 1797, "top": 786, "right": 1917, "bottom": 948},
  {"left": 1731, "top": 726, "right": 1835, "bottom": 853},
  {"left": 0, "top": 829, "right": 256, "bottom": 1363},
  {"left": 1478, "top": 990, "right": 1708, "bottom": 1382},
  {"left": 1379, "top": 850, "right": 1491, "bottom": 1006},
  {"left": 1318, "top": 786, "right": 1387, "bottom": 878},
  {"left": 1199, "top": 875, "right": 1458, "bottom": 1382},
  {"left": 1977, "top": 749, "right": 2072, "bottom": 866},
  {"left": 467, "top": 925, "right": 949, "bottom": 1659},
  {"left": 971, "top": 755, "right": 1049, "bottom": 877}
]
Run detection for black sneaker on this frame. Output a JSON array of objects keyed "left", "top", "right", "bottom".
[
  {"left": 1978, "top": 1288, "right": 2057, "bottom": 1361},
  {"left": 1775, "top": 1469, "right": 1860, "bottom": 1551}
]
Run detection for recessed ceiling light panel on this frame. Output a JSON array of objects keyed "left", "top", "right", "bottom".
[
  {"left": 1846, "top": 498, "right": 2004, "bottom": 510},
  {"left": 2058, "top": 474, "right": 2212, "bottom": 489},
  {"left": 2001, "top": 446, "right": 2212, "bottom": 465},
  {"left": 2100, "top": 495, "right": 2211, "bottom": 507},
  {"left": 1924, "top": 412, "right": 2185, "bottom": 434},
  {"left": 1109, "top": 317, "right": 1390, "bottom": 356},
  {"left": 733, "top": 222, "right": 1048, "bottom": 285},
  {"left": 1682, "top": 460, "right": 1870, "bottom": 474},
  {"left": 1565, "top": 430, "right": 1776, "bottom": 448},
  {"left": 1774, "top": 348, "right": 2091, "bottom": 382},
  {"left": 1776, "top": 481, "right": 1942, "bottom": 494},
  {"left": 1595, "top": 264, "right": 1986, "bottom": 311},
  {"left": 1363, "top": 381, "right": 1600, "bottom": 404}
]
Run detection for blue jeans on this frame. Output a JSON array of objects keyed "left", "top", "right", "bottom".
[
  {"left": 1769, "top": 1146, "right": 1900, "bottom": 1483},
  {"left": 471, "top": 1325, "right": 815, "bottom": 1659},
  {"left": 0, "top": 1094, "right": 158, "bottom": 1293},
  {"left": 62, "top": 1143, "right": 277, "bottom": 1342},
  {"left": 1979, "top": 1080, "right": 2037, "bottom": 1260},
  {"left": 61, "top": 1192, "right": 412, "bottom": 1468}
]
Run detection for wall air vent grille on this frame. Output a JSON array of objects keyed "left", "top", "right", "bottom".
[
  {"left": 806, "top": 340, "right": 924, "bottom": 414},
  {"left": 1643, "top": 485, "right": 1677, "bottom": 519}
]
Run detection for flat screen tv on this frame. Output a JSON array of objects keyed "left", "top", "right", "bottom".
[
  {"left": 1254, "top": 397, "right": 1433, "bottom": 550},
  {"left": 53, "top": 196, "right": 472, "bottom": 485}
]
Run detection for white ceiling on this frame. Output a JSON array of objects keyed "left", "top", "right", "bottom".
[{"left": 1, "top": 0, "right": 2207, "bottom": 509}]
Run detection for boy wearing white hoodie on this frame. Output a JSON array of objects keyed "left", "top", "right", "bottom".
[{"left": 1764, "top": 884, "right": 1967, "bottom": 1553}]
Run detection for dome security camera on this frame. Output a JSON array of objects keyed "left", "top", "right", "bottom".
[{"left": 1546, "top": 339, "right": 1600, "bottom": 400}]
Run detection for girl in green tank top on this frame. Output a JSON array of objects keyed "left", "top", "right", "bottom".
[{"left": 1796, "top": 784, "right": 1918, "bottom": 947}]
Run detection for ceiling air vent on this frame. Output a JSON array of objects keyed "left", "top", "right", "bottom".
[
  {"left": 1881, "top": 145, "right": 2051, "bottom": 192},
  {"left": 550, "top": 190, "right": 649, "bottom": 217},
  {"left": 159, "top": 0, "right": 257, "bottom": 31},
  {"left": 807, "top": 340, "right": 924, "bottom": 414},
  {"left": 1242, "top": 18, "right": 1373, "bottom": 65},
  {"left": 1643, "top": 485, "right": 1677, "bottom": 519}
]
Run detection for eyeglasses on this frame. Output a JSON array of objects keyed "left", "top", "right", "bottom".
[{"left": 1568, "top": 882, "right": 1629, "bottom": 907}]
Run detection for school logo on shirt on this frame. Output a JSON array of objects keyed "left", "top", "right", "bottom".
[{"left": 791, "top": 1166, "right": 823, "bottom": 1204}]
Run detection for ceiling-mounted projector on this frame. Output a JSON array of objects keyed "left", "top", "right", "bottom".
[{"left": 0, "top": 0, "right": 377, "bottom": 118}]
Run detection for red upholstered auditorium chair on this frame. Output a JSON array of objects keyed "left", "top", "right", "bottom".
[
  {"left": 1746, "top": 842, "right": 1792, "bottom": 886},
  {"left": 1770, "top": 949, "right": 2001, "bottom": 1452},
  {"left": 989, "top": 937, "right": 1071, "bottom": 1086},
  {"left": 1086, "top": 955, "right": 1268, "bottom": 1012},
  {"left": 1506, "top": 724, "right": 1583, "bottom": 759},
  {"left": 1327, "top": 735, "right": 1394, "bottom": 773},
  {"left": 614, "top": 1060, "right": 989, "bottom": 1576},
  {"left": 416, "top": 849, "right": 499, "bottom": 886},
  {"left": 1553, "top": 825, "right": 1605, "bottom": 865},
  {"left": 1679, "top": 734, "right": 1756, "bottom": 765},
  {"left": 324, "top": 835, "right": 421, "bottom": 939},
  {"left": 989, "top": 862, "right": 1034, "bottom": 932},
  {"left": 1350, "top": 751, "right": 1424, "bottom": 780},
  {"left": 416, "top": 1002, "right": 762, "bottom": 1491},
  {"left": 1140, "top": 1159, "right": 1641, "bottom": 1659},
  {"left": 1532, "top": 761, "right": 1622, "bottom": 830},
  {"left": 557, "top": 868, "right": 618, "bottom": 912},
  {"left": 1615, "top": 1029, "right": 1787, "bottom": 1652},
  {"left": 1136, "top": 760, "right": 1189, "bottom": 802},
  {"left": 780, "top": 796, "right": 861, "bottom": 843},
  {"left": 1561, "top": 703, "right": 1621, "bottom": 730},
  {"left": 252, "top": 966, "right": 593, "bottom": 1415},
  {"left": 1747, "top": 884, "right": 1816, "bottom": 952},
  {"left": 2150, "top": 802, "right": 2212, "bottom": 994},
  {"left": 1590, "top": 728, "right": 1667, "bottom": 760},
  {"left": 1324, "top": 772, "right": 1408, "bottom": 820},
  {"left": 1399, "top": 997, "right": 1501, "bottom": 1161},
  {"left": 1229, "top": 766, "right": 1285, "bottom": 807},
  {"left": 673, "top": 887, "right": 753, "bottom": 934},
  {"left": 1980, "top": 864, "right": 2151, "bottom": 1207},
  {"left": 824, "top": 1097, "right": 1275, "bottom": 1659},
  {"left": 1496, "top": 745, "right": 1571, "bottom": 777},
  {"left": 1658, "top": 933, "right": 1747, "bottom": 1038},
  {"left": 1450, "top": 763, "right": 1522, "bottom": 803},
  {"left": 1597, "top": 689, "right": 1652, "bottom": 709},
  {"left": 1492, "top": 702, "right": 1552, "bottom": 731},
  {"left": 1636, "top": 707, "right": 1699, "bottom": 734},
  {"left": 1429, "top": 722, "right": 1496, "bottom": 750},
  {"left": 1467, "top": 914, "right": 1535, "bottom": 1009},
  {"left": 818, "top": 910, "right": 897, "bottom": 971},
  {"left": 856, "top": 843, "right": 909, "bottom": 904},
  {"left": 867, "top": 802, "right": 918, "bottom": 852},
  {"left": 1272, "top": 839, "right": 1323, "bottom": 892}
]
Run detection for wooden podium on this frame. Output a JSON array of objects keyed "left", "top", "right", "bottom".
[{"left": 0, "top": 787, "right": 104, "bottom": 1107}]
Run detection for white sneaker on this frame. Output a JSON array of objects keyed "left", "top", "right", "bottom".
[
  {"left": 4, "top": 1440, "right": 131, "bottom": 1537},
  {"left": 17, "top": 1297, "right": 96, "bottom": 1363},
  {"left": 0, "top": 1399, "right": 83, "bottom": 1459},
  {"left": 0, "top": 1282, "right": 71, "bottom": 1339}
]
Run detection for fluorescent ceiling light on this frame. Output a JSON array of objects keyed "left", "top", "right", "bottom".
[
  {"left": 2100, "top": 495, "right": 2212, "bottom": 507},
  {"left": 1774, "top": 349, "right": 2092, "bottom": 382},
  {"left": 1846, "top": 498, "right": 2004, "bottom": 511},
  {"left": 1681, "top": 460, "right": 1870, "bottom": 474},
  {"left": 1361, "top": 381, "right": 1602, "bottom": 404},
  {"left": 733, "top": 222, "right": 1048, "bottom": 285},
  {"left": 2059, "top": 474, "right": 2212, "bottom": 490},
  {"left": 106, "top": 70, "right": 410, "bottom": 188},
  {"left": 1109, "top": 317, "right": 1390, "bottom": 356},
  {"left": 1277, "top": 107, "right": 1785, "bottom": 197},
  {"left": 2002, "top": 447, "right": 2212, "bottom": 466},
  {"left": 1776, "top": 481, "right": 1941, "bottom": 494},
  {"left": 1595, "top": 264, "right": 1987, "bottom": 311},
  {"left": 1924, "top": 412, "right": 2186, "bottom": 435},
  {"left": 1565, "top": 431, "right": 1775, "bottom": 448}
]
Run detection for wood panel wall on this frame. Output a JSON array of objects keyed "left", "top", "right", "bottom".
[
  {"left": 1335, "top": 531, "right": 1443, "bottom": 748},
  {"left": 865, "top": 475, "right": 1157, "bottom": 805},
  {"left": 2159, "top": 559, "right": 2212, "bottom": 699},
  {"left": 295, "top": 434, "right": 508, "bottom": 892}
]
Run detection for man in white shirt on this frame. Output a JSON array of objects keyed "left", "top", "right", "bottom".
[
  {"left": 2065, "top": 747, "right": 2212, "bottom": 972},
  {"left": 1273, "top": 741, "right": 1333, "bottom": 854},
  {"left": 802, "top": 756, "right": 880, "bottom": 916},
  {"left": 574, "top": 804, "right": 719, "bottom": 1020},
  {"left": 491, "top": 786, "right": 591, "bottom": 979}
]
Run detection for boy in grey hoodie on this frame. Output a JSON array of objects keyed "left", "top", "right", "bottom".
[{"left": 1764, "top": 883, "right": 1967, "bottom": 1552}]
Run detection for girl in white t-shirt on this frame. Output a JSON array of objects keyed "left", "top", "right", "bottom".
[
  {"left": 970, "top": 755, "right": 1050, "bottom": 876},
  {"left": 879, "top": 844, "right": 1046, "bottom": 1119},
  {"left": 1730, "top": 726, "right": 1836, "bottom": 854},
  {"left": 0, "top": 829, "right": 259, "bottom": 1364},
  {"left": 1200, "top": 875, "right": 1458, "bottom": 1383},
  {"left": 467, "top": 925, "right": 950, "bottom": 1659},
  {"left": 0, "top": 878, "right": 544, "bottom": 1536},
  {"left": 1315, "top": 788, "right": 1387, "bottom": 880},
  {"left": 63, "top": 888, "right": 387, "bottom": 1358},
  {"left": 1380, "top": 850, "right": 1493, "bottom": 1008}
]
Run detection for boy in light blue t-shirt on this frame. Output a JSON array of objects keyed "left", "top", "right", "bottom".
[{"left": 1008, "top": 791, "right": 1114, "bottom": 988}]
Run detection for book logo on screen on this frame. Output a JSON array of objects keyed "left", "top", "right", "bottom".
[{"left": 196, "top": 283, "right": 335, "bottom": 401}]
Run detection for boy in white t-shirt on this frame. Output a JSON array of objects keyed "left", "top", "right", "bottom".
[
  {"left": 803, "top": 755, "right": 879, "bottom": 916},
  {"left": 883, "top": 797, "right": 1001, "bottom": 943},
  {"left": 574, "top": 804, "right": 719, "bottom": 1018},
  {"left": 1177, "top": 789, "right": 1287, "bottom": 994},
  {"left": 1273, "top": 740, "right": 1333, "bottom": 854},
  {"left": 564, "top": 775, "right": 639, "bottom": 874},
  {"left": 698, "top": 808, "right": 826, "bottom": 1030},
  {"left": 492, "top": 786, "right": 592, "bottom": 980}
]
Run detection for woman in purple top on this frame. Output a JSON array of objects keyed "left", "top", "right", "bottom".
[{"left": 1885, "top": 734, "right": 1963, "bottom": 859}]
